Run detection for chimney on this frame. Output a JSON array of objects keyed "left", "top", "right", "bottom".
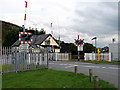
[
  {"left": 29, "top": 27, "right": 31, "bottom": 30},
  {"left": 28, "top": 27, "right": 35, "bottom": 35},
  {"left": 32, "top": 28, "right": 34, "bottom": 30}
]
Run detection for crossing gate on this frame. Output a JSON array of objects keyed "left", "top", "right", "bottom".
[{"left": 0, "top": 47, "right": 48, "bottom": 74}]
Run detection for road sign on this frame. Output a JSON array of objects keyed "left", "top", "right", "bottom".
[
  {"left": 19, "top": 32, "right": 32, "bottom": 44},
  {"left": 74, "top": 39, "right": 84, "bottom": 46},
  {"left": 20, "top": 43, "right": 28, "bottom": 52},
  {"left": 78, "top": 46, "right": 83, "bottom": 51}
]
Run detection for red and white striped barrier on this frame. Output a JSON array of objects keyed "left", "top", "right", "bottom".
[
  {"left": 19, "top": 32, "right": 32, "bottom": 44},
  {"left": 23, "top": 1, "right": 27, "bottom": 32},
  {"left": 51, "top": 23, "right": 54, "bottom": 51}
]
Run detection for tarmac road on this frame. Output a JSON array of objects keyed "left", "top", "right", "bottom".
[{"left": 49, "top": 61, "right": 120, "bottom": 89}]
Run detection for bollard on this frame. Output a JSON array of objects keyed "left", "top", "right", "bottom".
[
  {"left": 74, "top": 66, "right": 77, "bottom": 76},
  {"left": 94, "top": 76, "right": 99, "bottom": 89},
  {"left": 89, "top": 69, "right": 93, "bottom": 82}
]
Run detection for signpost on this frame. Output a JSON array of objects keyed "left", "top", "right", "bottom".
[
  {"left": 92, "top": 37, "right": 97, "bottom": 53},
  {"left": 74, "top": 35, "right": 84, "bottom": 61},
  {"left": 19, "top": 1, "right": 31, "bottom": 52},
  {"left": 19, "top": 32, "right": 32, "bottom": 51},
  {"left": 19, "top": 32, "right": 32, "bottom": 44}
]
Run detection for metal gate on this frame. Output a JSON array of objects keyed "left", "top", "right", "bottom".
[{"left": 0, "top": 47, "right": 48, "bottom": 74}]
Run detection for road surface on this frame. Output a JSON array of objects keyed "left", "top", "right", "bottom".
[{"left": 49, "top": 61, "right": 120, "bottom": 88}]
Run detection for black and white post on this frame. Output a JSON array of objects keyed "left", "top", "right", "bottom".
[
  {"left": 74, "top": 36, "right": 84, "bottom": 61},
  {"left": 78, "top": 35, "right": 80, "bottom": 61}
]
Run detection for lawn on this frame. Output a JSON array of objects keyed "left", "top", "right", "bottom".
[
  {"left": 82, "top": 60, "right": 120, "bottom": 64},
  {"left": 2, "top": 69, "right": 117, "bottom": 89}
]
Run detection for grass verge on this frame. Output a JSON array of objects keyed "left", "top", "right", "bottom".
[{"left": 2, "top": 69, "right": 117, "bottom": 89}]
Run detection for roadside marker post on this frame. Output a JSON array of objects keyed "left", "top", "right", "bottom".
[
  {"left": 94, "top": 76, "right": 99, "bottom": 89},
  {"left": 89, "top": 69, "right": 93, "bottom": 82},
  {"left": 97, "top": 48, "right": 99, "bottom": 61},
  {"left": 74, "top": 66, "right": 77, "bottom": 76}
]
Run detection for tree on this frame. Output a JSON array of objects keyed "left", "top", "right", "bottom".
[
  {"left": 3, "top": 28, "right": 22, "bottom": 46},
  {"left": 83, "top": 43, "right": 96, "bottom": 53},
  {"left": 68, "top": 43, "right": 77, "bottom": 55},
  {"left": 3, "top": 28, "right": 46, "bottom": 46},
  {"left": 67, "top": 42, "right": 95, "bottom": 55},
  {"left": 35, "top": 28, "right": 45, "bottom": 35}
]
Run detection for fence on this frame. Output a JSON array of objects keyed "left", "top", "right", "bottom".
[
  {"left": 72, "top": 55, "right": 84, "bottom": 60},
  {"left": 84, "top": 53, "right": 111, "bottom": 61},
  {"left": 48, "top": 53, "right": 69, "bottom": 61},
  {"left": 0, "top": 47, "right": 48, "bottom": 74}
]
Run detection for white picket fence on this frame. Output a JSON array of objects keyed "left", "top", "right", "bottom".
[
  {"left": 84, "top": 53, "right": 111, "bottom": 61},
  {"left": 49, "top": 53, "right": 69, "bottom": 61}
]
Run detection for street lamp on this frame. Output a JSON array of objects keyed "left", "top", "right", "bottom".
[{"left": 92, "top": 37, "right": 97, "bottom": 53}]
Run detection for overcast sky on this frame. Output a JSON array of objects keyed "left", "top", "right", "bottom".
[{"left": 0, "top": 0, "right": 118, "bottom": 48}]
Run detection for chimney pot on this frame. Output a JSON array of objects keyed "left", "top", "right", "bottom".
[{"left": 29, "top": 27, "right": 31, "bottom": 30}]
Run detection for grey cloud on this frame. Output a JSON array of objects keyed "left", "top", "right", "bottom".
[{"left": 73, "top": 2, "right": 118, "bottom": 35}]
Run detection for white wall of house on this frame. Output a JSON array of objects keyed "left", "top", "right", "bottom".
[
  {"left": 41, "top": 36, "right": 59, "bottom": 46},
  {"left": 109, "top": 43, "right": 119, "bottom": 61}
]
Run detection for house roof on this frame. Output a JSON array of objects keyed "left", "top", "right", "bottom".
[{"left": 12, "top": 34, "right": 59, "bottom": 47}]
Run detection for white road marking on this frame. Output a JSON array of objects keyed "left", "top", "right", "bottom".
[
  {"left": 64, "top": 65, "right": 78, "bottom": 68},
  {"left": 68, "top": 64, "right": 73, "bottom": 65},
  {"left": 63, "top": 64, "right": 68, "bottom": 65},
  {"left": 83, "top": 66, "right": 100, "bottom": 68},
  {"left": 108, "top": 67, "right": 119, "bottom": 69},
  {"left": 64, "top": 66, "right": 74, "bottom": 68},
  {"left": 81, "top": 63, "right": 92, "bottom": 64},
  {"left": 49, "top": 63, "right": 54, "bottom": 64},
  {"left": 102, "top": 67, "right": 106, "bottom": 68},
  {"left": 59, "top": 64, "right": 68, "bottom": 65},
  {"left": 74, "top": 65, "right": 78, "bottom": 66},
  {"left": 75, "top": 62, "right": 78, "bottom": 63}
]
